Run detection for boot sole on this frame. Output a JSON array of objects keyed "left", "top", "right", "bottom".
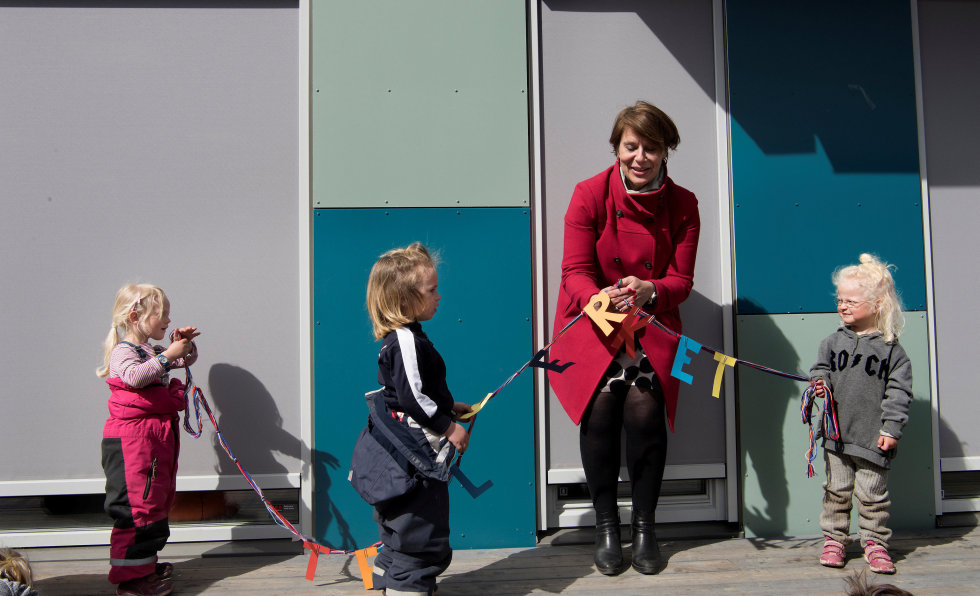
[
  {"left": 632, "top": 559, "right": 665, "bottom": 575},
  {"left": 597, "top": 561, "right": 630, "bottom": 576}
]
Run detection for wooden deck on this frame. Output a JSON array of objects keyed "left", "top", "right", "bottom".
[{"left": 22, "top": 524, "right": 980, "bottom": 595}]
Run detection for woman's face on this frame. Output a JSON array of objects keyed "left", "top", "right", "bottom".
[{"left": 616, "top": 127, "right": 665, "bottom": 190}]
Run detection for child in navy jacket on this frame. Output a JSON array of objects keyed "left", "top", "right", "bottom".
[{"left": 363, "top": 243, "right": 471, "bottom": 595}]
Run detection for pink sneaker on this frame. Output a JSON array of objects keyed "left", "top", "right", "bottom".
[
  {"left": 863, "top": 541, "right": 896, "bottom": 574},
  {"left": 116, "top": 574, "right": 173, "bottom": 596},
  {"left": 819, "top": 537, "right": 846, "bottom": 568},
  {"left": 154, "top": 562, "right": 174, "bottom": 579}
]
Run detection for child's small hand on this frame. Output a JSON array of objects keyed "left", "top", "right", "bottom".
[
  {"left": 878, "top": 435, "right": 898, "bottom": 451},
  {"left": 452, "top": 402, "right": 473, "bottom": 420},
  {"left": 163, "top": 338, "right": 194, "bottom": 361},
  {"left": 174, "top": 327, "right": 201, "bottom": 342},
  {"left": 445, "top": 421, "right": 469, "bottom": 453}
]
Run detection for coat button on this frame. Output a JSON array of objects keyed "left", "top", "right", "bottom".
[
  {"left": 644, "top": 261, "right": 652, "bottom": 269},
  {"left": 614, "top": 257, "right": 622, "bottom": 263},
  {"left": 616, "top": 210, "right": 624, "bottom": 217}
]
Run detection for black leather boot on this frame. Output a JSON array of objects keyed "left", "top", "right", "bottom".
[
  {"left": 631, "top": 510, "right": 663, "bottom": 574},
  {"left": 594, "top": 510, "right": 628, "bottom": 575}
]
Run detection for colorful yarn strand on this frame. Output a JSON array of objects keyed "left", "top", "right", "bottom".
[
  {"left": 800, "top": 381, "right": 841, "bottom": 478},
  {"left": 172, "top": 332, "right": 380, "bottom": 586},
  {"left": 452, "top": 311, "right": 585, "bottom": 473}
]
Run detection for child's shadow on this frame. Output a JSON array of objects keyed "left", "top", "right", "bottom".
[{"left": 206, "top": 362, "right": 302, "bottom": 481}]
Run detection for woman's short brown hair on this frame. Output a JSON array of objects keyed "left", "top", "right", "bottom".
[{"left": 609, "top": 100, "right": 680, "bottom": 153}]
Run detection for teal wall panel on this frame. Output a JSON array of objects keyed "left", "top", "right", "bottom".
[
  {"left": 312, "top": 0, "right": 529, "bottom": 208},
  {"left": 312, "top": 208, "right": 535, "bottom": 549},
  {"left": 727, "top": 1, "right": 925, "bottom": 314},
  {"left": 738, "top": 313, "right": 934, "bottom": 538}
]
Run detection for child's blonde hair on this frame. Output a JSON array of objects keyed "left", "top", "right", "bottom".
[
  {"left": 0, "top": 548, "right": 33, "bottom": 586},
  {"left": 96, "top": 283, "right": 169, "bottom": 377},
  {"left": 366, "top": 242, "right": 439, "bottom": 340},
  {"left": 833, "top": 253, "right": 904, "bottom": 343}
]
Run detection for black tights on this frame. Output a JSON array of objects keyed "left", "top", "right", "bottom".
[{"left": 580, "top": 384, "right": 668, "bottom": 516}]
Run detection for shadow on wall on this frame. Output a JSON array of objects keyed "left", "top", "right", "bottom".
[
  {"left": 737, "top": 300, "right": 801, "bottom": 537},
  {"left": 543, "top": 0, "right": 715, "bottom": 99},
  {"left": 727, "top": 2, "right": 918, "bottom": 174},
  {"left": 887, "top": 396, "right": 937, "bottom": 532},
  {"left": 312, "top": 447, "right": 359, "bottom": 551},
  {"left": 937, "top": 411, "right": 966, "bottom": 460},
  {"left": 671, "top": 289, "right": 728, "bottom": 464},
  {"left": 201, "top": 369, "right": 362, "bottom": 551},
  {"left": 206, "top": 363, "right": 302, "bottom": 480}
]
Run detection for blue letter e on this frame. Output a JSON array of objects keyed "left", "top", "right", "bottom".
[{"left": 670, "top": 335, "right": 702, "bottom": 385}]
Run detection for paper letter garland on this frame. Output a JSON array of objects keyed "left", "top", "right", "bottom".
[
  {"left": 463, "top": 292, "right": 810, "bottom": 422},
  {"left": 712, "top": 353, "right": 737, "bottom": 399},
  {"left": 670, "top": 336, "right": 703, "bottom": 384},
  {"left": 583, "top": 291, "right": 627, "bottom": 335}
]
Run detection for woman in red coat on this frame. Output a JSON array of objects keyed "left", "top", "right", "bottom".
[{"left": 548, "top": 101, "right": 700, "bottom": 575}]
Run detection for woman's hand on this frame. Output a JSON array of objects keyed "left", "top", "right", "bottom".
[
  {"left": 813, "top": 379, "right": 827, "bottom": 398},
  {"left": 445, "top": 421, "right": 469, "bottom": 453},
  {"left": 603, "top": 276, "right": 655, "bottom": 312}
]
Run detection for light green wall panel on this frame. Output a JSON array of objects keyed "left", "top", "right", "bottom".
[
  {"left": 312, "top": 0, "right": 529, "bottom": 208},
  {"left": 737, "top": 313, "right": 933, "bottom": 538}
]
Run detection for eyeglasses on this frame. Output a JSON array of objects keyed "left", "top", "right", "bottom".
[{"left": 835, "top": 298, "right": 869, "bottom": 308}]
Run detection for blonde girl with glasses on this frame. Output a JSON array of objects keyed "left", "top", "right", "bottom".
[
  {"left": 96, "top": 283, "right": 200, "bottom": 596},
  {"left": 810, "top": 254, "right": 911, "bottom": 576}
]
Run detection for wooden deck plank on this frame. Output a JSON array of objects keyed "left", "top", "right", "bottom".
[{"left": 21, "top": 525, "right": 980, "bottom": 595}]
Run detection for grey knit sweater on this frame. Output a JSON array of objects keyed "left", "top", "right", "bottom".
[
  {"left": 0, "top": 580, "right": 37, "bottom": 596},
  {"left": 809, "top": 326, "right": 913, "bottom": 468}
]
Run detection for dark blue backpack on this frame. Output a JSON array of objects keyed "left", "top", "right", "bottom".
[{"left": 348, "top": 390, "right": 452, "bottom": 506}]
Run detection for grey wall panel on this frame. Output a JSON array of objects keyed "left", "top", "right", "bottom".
[
  {"left": 0, "top": 3, "right": 300, "bottom": 484},
  {"left": 540, "top": 1, "right": 726, "bottom": 471},
  {"left": 918, "top": 0, "right": 980, "bottom": 461}
]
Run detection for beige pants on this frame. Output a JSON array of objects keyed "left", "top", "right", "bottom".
[{"left": 820, "top": 450, "right": 891, "bottom": 547}]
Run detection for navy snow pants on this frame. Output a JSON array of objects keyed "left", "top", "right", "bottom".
[{"left": 371, "top": 478, "right": 452, "bottom": 596}]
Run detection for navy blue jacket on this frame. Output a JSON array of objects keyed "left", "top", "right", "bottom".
[{"left": 378, "top": 322, "right": 455, "bottom": 435}]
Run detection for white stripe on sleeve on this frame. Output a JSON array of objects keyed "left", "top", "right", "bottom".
[{"left": 395, "top": 327, "right": 439, "bottom": 418}]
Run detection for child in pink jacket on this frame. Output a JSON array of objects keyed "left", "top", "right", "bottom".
[{"left": 96, "top": 284, "right": 199, "bottom": 596}]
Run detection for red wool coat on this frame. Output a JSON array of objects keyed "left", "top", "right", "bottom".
[{"left": 548, "top": 164, "right": 701, "bottom": 430}]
